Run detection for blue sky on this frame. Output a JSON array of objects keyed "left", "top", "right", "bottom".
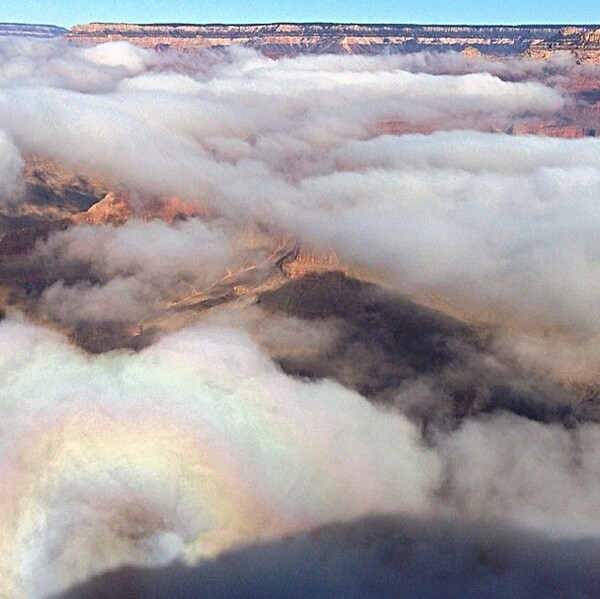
[{"left": 2, "top": 0, "right": 599, "bottom": 28}]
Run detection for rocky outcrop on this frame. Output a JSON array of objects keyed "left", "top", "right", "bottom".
[
  {"left": 281, "top": 249, "right": 351, "bottom": 279},
  {"left": 509, "top": 122, "right": 596, "bottom": 138},
  {"left": 0, "top": 219, "right": 70, "bottom": 257},
  {"left": 73, "top": 192, "right": 211, "bottom": 226},
  {"left": 23, "top": 156, "right": 108, "bottom": 215},
  {"left": 66, "top": 23, "right": 591, "bottom": 56},
  {"left": 72, "top": 191, "right": 133, "bottom": 226},
  {"left": 528, "top": 26, "right": 600, "bottom": 62},
  {"left": 0, "top": 157, "right": 108, "bottom": 236}
]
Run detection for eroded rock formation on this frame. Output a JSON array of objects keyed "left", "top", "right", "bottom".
[{"left": 65, "top": 23, "right": 599, "bottom": 58}]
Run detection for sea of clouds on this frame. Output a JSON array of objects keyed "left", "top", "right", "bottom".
[{"left": 0, "top": 38, "right": 599, "bottom": 597}]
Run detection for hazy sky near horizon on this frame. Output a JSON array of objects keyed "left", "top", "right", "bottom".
[{"left": 1, "top": 0, "right": 599, "bottom": 28}]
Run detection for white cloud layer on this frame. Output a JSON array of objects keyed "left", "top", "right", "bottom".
[
  {"left": 1, "top": 318, "right": 600, "bottom": 597},
  {"left": 0, "top": 39, "right": 600, "bottom": 597}
]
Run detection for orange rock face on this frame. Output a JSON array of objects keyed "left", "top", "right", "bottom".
[
  {"left": 72, "top": 191, "right": 212, "bottom": 226},
  {"left": 72, "top": 191, "right": 133, "bottom": 225},
  {"left": 373, "top": 121, "right": 441, "bottom": 136},
  {"left": 528, "top": 27, "right": 600, "bottom": 63},
  {"left": 281, "top": 250, "right": 352, "bottom": 279},
  {"left": 510, "top": 122, "right": 596, "bottom": 138}
]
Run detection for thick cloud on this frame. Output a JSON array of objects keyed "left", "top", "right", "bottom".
[
  {"left": 0, "top": 128, "right": 24, "bottom": 208},
  {"left": 0, "top": 317, "right": 437, "bottom": 597},
  {"left": 1, "top": 38, "right": 600, "bottom": 598},
  {"left": 293, "top": 131, "right": 600, "bottom": 334},
  {"left": 0, "top": 39, "right": 589, "bottom": 339},
  {"left": 0, "top": 39, "right": 565, "bottom": 201},
  {"left": 439, "top": 413, "right": 600, "bottom": 536},
  {"left": 37, "top": 218, "right": 240, "bottom": 286},
  {"left": 1, "top": 318, "right": 600, "bottom": 598},
  {"left": 34, "top": 218, "right": 249, "bottom": 324},
  {"left": 40, "top": 277, "right": 159, "bottom": 323},
  {"left": 0, "top": 38, "right": 161, "bottom": 92},
  {"left": 0, "top": 39, "right": 589, "bottom": 337}
]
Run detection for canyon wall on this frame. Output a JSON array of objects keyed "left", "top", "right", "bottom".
[
  {"left": 4, "top": 22, "right": 600, "bottom": 60},
  {"left": 65, "top": 23, "right": 600, "bottom": 57}
]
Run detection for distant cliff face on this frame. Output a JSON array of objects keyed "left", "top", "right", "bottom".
[
  {"left": 528, "top": 27, "right": 600, "bottom": 61},
  {"left": 4, "top": 22, "right": 600, "bottom": 61},
  {"left": 0, "top": 23, "right": 66, "bottom": 38},
  {"left": 66, "top": 23, "right": 600, "bottom": 58}
]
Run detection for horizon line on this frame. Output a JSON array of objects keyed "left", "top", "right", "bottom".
[{"left": 3, "top": 21, "right": 600, "bottom": 29}]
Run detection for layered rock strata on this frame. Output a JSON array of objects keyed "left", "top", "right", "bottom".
[{"left": 66, "top": 23, "right": 596, "bottom": 57}]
